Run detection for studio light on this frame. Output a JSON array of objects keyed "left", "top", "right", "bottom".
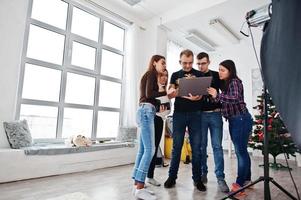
[{"left": 246, "top": 3, "right": 272, "bottom": 27}]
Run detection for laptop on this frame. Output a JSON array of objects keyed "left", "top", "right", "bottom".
[{"left": 177, "top": 76, "right": 212, "bottom": 96}]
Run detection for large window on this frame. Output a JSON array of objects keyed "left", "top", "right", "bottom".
[{"left": 17, "top": 0, "right": 126, "bottom": 140}]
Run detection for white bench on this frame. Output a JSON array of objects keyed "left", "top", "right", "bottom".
[{"left": 0, "top": 143, "right": 137, "bottom": 183}]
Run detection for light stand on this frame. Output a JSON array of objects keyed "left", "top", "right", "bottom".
[{"left": 221, "top": 3, "right": 298, "bottom": 200}]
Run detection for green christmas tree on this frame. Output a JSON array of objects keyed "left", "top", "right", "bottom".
[{"left": 248, "top": 92, "right": 297, "bottom": 169}]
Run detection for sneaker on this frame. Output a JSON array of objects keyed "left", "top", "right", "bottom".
[
  {"left": 194, "top": 181, "right": 206, "bottom": 191},
  {"left": 217, "top": 179, "right": 230, "bottom": 193},
  {"left": 162, "top": 163, "right": 169, "bottom": 167},
  {"left": 147, "top": 178, "right": 161, "bottom": 186},
  {"left": 134, "top": 188, "right": 157, "bottom": 200},
  {"left": 201, "top": 174, "right": 208, "bottom": 184},
  {"left": 230, "top": 183, "right": 247, "bottom": 198},
  {"left": 132, "top": 186, "right": 154, "bottom": 195},
  {"left": 164, "top": 177, "right": 176, "bottom": 188}
]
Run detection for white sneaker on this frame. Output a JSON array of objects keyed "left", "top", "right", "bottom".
[
  {"left": 147, "top": 178, "right": 161, "bottom": 186},
  {"left": 132, "top": 186, "right": 154, "bottom": 195},
  {"left": 134, "top": 188, "right": 157, "bottom": 200}
]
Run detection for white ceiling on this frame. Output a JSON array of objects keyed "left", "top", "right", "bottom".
[
  {"left": 93, "top": 0, "right": 187, "bottom": 21},
  {"left": 163, "top": 0, "right": 270, "bottom": 50},
  {"left": 93, "top": 0, "right": 229, "bottom": 21},
  {"left": 92, "top": 0, "right": 270, "bottom": 51}
]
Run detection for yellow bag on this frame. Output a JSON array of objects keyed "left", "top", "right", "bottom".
[{"left": 164, "top": 136, "right": 192, "bottom": 162}]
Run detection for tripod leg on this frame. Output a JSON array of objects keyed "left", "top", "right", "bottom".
[
  {"left": 270, "top": 179, "right": 298, "bottom": 200},
  {"left": 243, "top": 176, "right": 264, "bottom": 189},
  {"left": 220, "top": 177, "right": 265, "bottom": 200}
]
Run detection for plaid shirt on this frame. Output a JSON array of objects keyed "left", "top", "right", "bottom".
[{"left": 216, "top": 78, "right": 247, "bottom": 119}]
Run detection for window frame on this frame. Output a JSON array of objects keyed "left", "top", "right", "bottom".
[{"left": 16, "top": 0, "right": 127, "bottom": 142}]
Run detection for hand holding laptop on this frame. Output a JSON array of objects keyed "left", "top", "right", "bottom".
[
  {"left": 207, "top": 87, "right": 217, "bottom": 98},
  {"left": 182, "top": 93, "right": 202, "bottom": 101}
]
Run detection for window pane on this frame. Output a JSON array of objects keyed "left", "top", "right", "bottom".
[
  {"left": 97, "top": 111, "right": 119, "bottom": 138},
  {"left": 101, "top": 50, "right": 123, "bottom": 79},
  {"left": 31, "top": 0, "right": 68, "bottom": 30},
  {"left": 27, "top": 25, "right": 65, "bottom": 65},
  {"left": 99, "top": 80, "right": 121, "bottom": 108},
  {"left": 22, "top": 64, "right": 61, "bottom": 102},
  {"left": 103, "top": 21, "right": 124, "bottom": 51},
  {"left": 62, "top": 108, "right": 93, "bottom": 138},
  {"left": 71, "top": 7, "right": 99, "bottom": 41},
  {"left": 71, "top": 41, "right": 96, "bottom": 70},
  {"left": 20, "top": 104, "right": 58, "bottom": 139},
  {"left": 65, "top": 73, "right": 95, "bottom": 105}
]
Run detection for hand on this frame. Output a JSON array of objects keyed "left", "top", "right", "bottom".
[
  {"left": 167, "top": 88, "right": 177, "bottom": 99},
  {"left": 182, "top": 93, "right": 202, "bottom": 101},
  {"left": 207, "top": 87, "right": 217, "bottom": 98}
]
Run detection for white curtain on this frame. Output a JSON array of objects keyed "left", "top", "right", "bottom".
[
  {"left": 166, "top": 40, "right": 183, "bottom": 113},
  {"left": 166, "top": 40, "right": 183, "bottom": 76},
  {"left": 121, "top": 24, "right": 140, "bottom": 128}
]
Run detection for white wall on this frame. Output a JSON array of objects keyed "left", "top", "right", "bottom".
[
  {"left": 0, "top": 0, "right": 29, "bottom": 148},
  {"left": 136, "top": 18, "right": 168, "bottom": 78}
]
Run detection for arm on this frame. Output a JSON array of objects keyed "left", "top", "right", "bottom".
[
  {"left": 167, "top": 84, "right": 177, "bottom": 99},
  {"left": 145, "top": 72, "right": 166, "bottom": 98},
  {"left": 216, "top": 79, "right": 241, "bottom": 104},
  {"left": 167, "top": 73, "right": 178, "bottom": 99}
]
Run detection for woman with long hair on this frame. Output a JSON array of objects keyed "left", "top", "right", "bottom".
[
  {"left": 132, "top": 55, "right": 167, "bottom": 200},
  {"left": 208, "top": 60, "right": 253, "bottom": 197}
]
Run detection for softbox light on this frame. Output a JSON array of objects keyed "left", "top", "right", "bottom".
[{"left": 260, "top": 0, "right": 301, "bottom": 150}]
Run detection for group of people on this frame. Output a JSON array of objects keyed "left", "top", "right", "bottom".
[{"left": 131, "top": 49, "right": 253, "bottom": 200}]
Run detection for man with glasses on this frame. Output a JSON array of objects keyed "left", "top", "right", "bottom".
[
  {"left": 164, "top": 49, "right": 206, "bottom": 192},
  {"left": 196, "top": 52, "right": 229, "bottom": 193}
]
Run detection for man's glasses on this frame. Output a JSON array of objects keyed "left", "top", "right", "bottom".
[{"left": 180, "top": 61, "right": 193, "bottom": 65}]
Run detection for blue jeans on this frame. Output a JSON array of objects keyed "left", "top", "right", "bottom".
[
  {"left": 200, "top": 111, "right": 225, "bottom": 180},
  {"left": 168, "top": 111, "right": 202, "bottom": 182},
  {"left": 132, "top": 103, "right": 156, "bottom": 183},
  {"left": 147, "top": 115, "right": 164, "bottom": 178},
  {"left": 228, "top": 112, "right": 253, "bottom": 186}
]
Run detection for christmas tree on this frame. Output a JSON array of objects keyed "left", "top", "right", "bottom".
[{"left": 248, "top": 92, "right": 297, "bottom": 169}]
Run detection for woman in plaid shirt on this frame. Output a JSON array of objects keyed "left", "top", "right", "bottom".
[{"left": 208, "top": 60, "right": 253, "bottom": 197}]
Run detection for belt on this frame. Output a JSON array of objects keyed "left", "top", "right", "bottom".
[
  {"left": 139, "top": 102, "right": 155, "bottom": 107},
  {"left": 203, "top": 108, "right": 221, "bottom": 113}
]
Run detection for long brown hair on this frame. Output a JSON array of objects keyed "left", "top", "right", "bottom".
[
  {"left": 219, "top": 59, "right": 240, "bottom": 91},
  {"left": 147, "top": 55, "right": 165, "bottom": 73}
]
